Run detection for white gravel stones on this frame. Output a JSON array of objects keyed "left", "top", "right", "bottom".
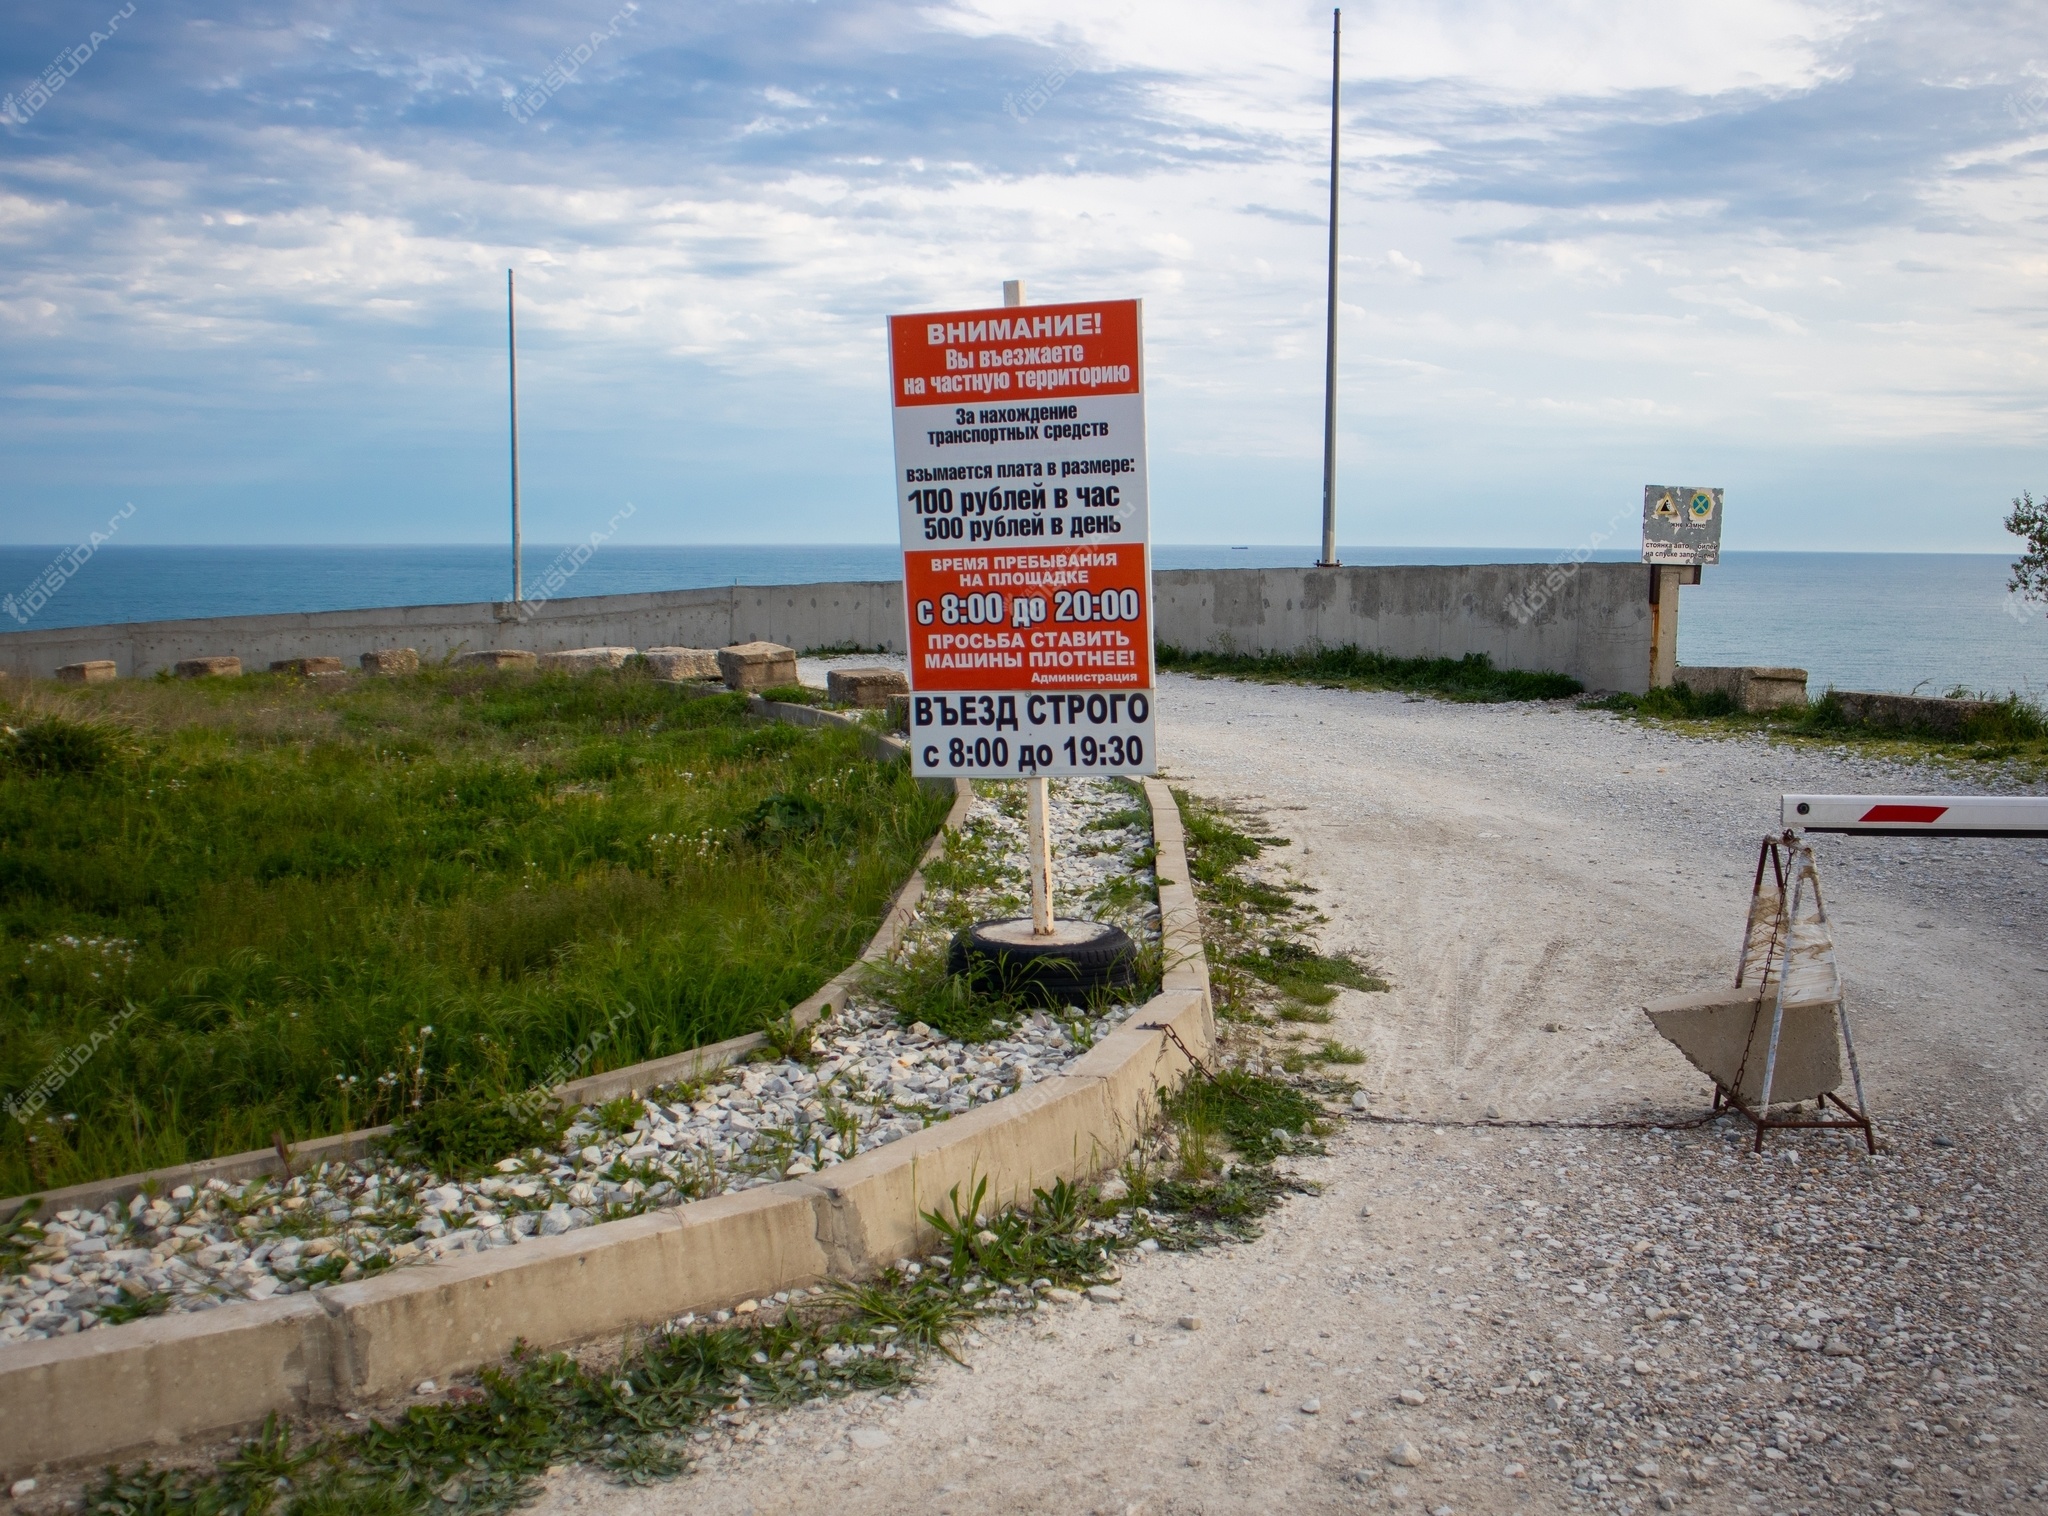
[
  {"left": 1337, "top": 1111, "right": 2047, "bottom": 1515},
  {"left": 0, "top": 779, "right": 1157, "bottom": 1343},
  {"left": 1390, "top": 1440, "right": 1426, "bottom": 1467}
]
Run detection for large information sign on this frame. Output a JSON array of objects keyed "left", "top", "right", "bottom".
[{"left": 887, "top": 298, "right": 1157, "bottom": 779}]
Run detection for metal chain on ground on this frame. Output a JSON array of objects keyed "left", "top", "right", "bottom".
[
  {"left": 1344, "top": 1108, "right": 1732, "bottom": 1133},
  {"left": 1140, "top": 1021, "right": 1213, "bottom": 1081},
  {"left": 1140, "top": 1021, "right": 1736, "bottom": 1132}
]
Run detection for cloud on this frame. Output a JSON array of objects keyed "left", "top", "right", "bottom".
[{"left": 0, "top": 0, "right": 2043, "bottom": 551}]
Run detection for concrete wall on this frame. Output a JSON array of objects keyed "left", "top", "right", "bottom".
[
  {"left": 0, "top": 582, "right": 907, "bottom": 681},
  {"left": 1151, "top": 563, "right": 1654, "bottom": 693},
  {"left": 0, "top": 563, "right": 1658, "bottom": 692}
]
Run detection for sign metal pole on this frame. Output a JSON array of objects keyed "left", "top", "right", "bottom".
[{"left": 1003, "top": 279, "right": 1059, "bottom": 936}]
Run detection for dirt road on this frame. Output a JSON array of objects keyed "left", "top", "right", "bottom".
[{"left": 536, "top": 674, "right": 2048, "bottom": 1515}]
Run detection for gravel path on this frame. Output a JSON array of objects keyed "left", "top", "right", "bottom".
[
  {"left": 2, "top": 779, "right": 1156, "bottom": 1345},
  {"left": 531, "top": 673, "right": 2047, "bottom": 1516}
]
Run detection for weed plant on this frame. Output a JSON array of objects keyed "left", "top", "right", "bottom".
[
  {"left": 1171, "top": 788, "right": 1389, "bottom": 1036},
  {"left": 1165, "top": 1068, "right": 1326, "bottom": 1163},
  {"left": 1157, "top": 644, "right": 1582, "bottom": 702},
  {"left": 1233, "top": 939, "right": 1387, "bottom": 1004},
  {"left": 0, "top": 667, "right": 950, "bottom": 1192},
  {"left": 386, "top": 1089, "right": 569, "bottom": 1176}
]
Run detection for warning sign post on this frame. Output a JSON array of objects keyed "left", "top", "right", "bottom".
[{"left": 888, "top": 294, "right": 1158, "bottom": 780}]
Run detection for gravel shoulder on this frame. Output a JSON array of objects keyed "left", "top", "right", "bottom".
[{"left": 420, "top": 677, "right": 2048, "bottom": 1514}]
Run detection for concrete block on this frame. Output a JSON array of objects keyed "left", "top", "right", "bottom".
[
  {"left": 797, "top": 1076, "right": 1128, "bottom": 1273},
  {"left": 268, "top": 656, "right": 345, "bottom": 677},
  {"left": 826, "top": 667, "right": 909, "bottom": 708},
  {"left": 56, "top": 660, "right": 117, "bottom": 685},
  {"left": 1143, "top": 778, "right": 1210, "bottom": 1006},
  {"left": 1829, "top": 689, "right": 1999, "bottom": 737},
  {"left": 1643, "top": 988, "right": 1843, "bottom": 1105},
  {"left": 1676, "top": 665, "right": 1808, "bottom": 712},
  {"left": 2, "top": 1125, "right": 393, "bottom": 1226},
  {"left": 537, "top": 646, "right": 636, "bottom": 673},
  {"left": 359, "top": 647, "right": 419, "bottom": 675},
  {"left": 174, "top": 656, "right": 241, "bottom": 678},
  {"left": 454, "top": 649, "right": 537, "bottom": 671},
  {"left": 643, "top": 646, "right": 720, "bottom": 681},
  {"left": 325, "top": 1186, "right": 829, "bottom": 1402},
  {"left": 717, "top": 640, "right": 799, "bottom": 691},
  {"left": 0, "top": 1293, "right": 334, "bottom": 1481}
]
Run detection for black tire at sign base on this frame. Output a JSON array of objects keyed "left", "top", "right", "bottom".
[{"left": 947, "top": 917, "right": 1137, "bottom": 1005}]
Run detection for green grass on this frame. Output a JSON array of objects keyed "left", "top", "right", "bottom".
[
  {"left": 86, "top": 1297, "right": 943, "bottom": 1516},
  {"left": 1583, "top": 684, "right": 2048, "bottom": 774},
  {"left": 1232, "top": 939, "right": 1388, "bottom": 1005},
  {"left": 0, "top": 666, "right": 951, "bottom": 1193},
  {"left": 1169, "top": 788, "right": 1342, "bottom": 1026},
  {"left": 1157, "top": 643, "right": 1583, "bottom": 702},
  {"left": 1164, "top": 1067, "right": 1327, "bottom": 1164}
]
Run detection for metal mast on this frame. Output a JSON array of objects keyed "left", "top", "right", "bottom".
[
  {"left": 508, "top": 269, "right": 523, "bottom": 604},
  {"left": 1316, "top": 8, "right": 1342, "bottom": 568}
]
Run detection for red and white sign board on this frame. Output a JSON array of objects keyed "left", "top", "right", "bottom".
[
  {"left": 1784, "top": 794, "right": 2048, "bottom": 837},
  {"left": 887, "top": 298, "right": 1157, "bottom": 778}
]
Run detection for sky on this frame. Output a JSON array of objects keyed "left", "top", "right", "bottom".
[{"left": 1, "top": 0, "right": 2045, "bottom": 551}]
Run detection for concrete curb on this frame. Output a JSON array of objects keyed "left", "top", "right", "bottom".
[
  {"left": 0, "top": 725, "right": 961, "bottom": 1226},
  {"left": 1, "top": 778, "right": 1212, "bottom": 1479}
]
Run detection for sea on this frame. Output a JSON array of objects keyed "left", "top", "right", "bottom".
[{"left": 2, "top": 544, "right": 2042, "bottom": 700}]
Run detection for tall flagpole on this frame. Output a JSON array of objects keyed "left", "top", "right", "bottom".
[
  {"left": 1316, "top": 8, "right": 1342, "bottom": 568},
  {"left": 508, "top": 269, "right": 523, "bottom": 604}
]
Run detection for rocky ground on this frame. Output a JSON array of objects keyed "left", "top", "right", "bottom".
[
  {"left": 0, "top": 777, "right": 1157, "bottom": 1344},
  {"left": 521, "top": 672, "right": 2046, "bottom": 1516}
]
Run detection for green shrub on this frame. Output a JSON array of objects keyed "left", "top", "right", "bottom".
[
  {"left": 1581, "top": 682, "right": 1737, "bottom": 719},
  {"left": 742, "top": 791, "right": 827, "bottom": 844},
  {"left": 2, "top": 716, "right": 119, "bottom": 777}
]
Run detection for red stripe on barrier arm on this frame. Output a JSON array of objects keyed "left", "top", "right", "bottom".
[{"left": 1857, "top": 804, "right": 1948, "bottom": 824}]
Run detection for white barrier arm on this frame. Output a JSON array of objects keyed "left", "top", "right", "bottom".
[{"left": 1783, "top": 794, "right": 2048, "bottom": 837}]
